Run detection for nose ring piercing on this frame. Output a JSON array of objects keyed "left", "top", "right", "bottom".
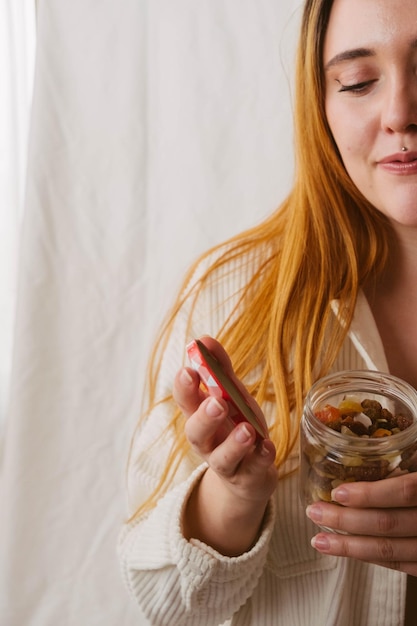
[{"left": 401, "top": 146, "right": 408, "bottom": 152}]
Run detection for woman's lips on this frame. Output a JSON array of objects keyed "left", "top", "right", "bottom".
[{"left": 378, "top": 151, "right": 417, "bottom": 174}]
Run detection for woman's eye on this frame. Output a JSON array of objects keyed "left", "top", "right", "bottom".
[{"left": 336, "top": 79, "right": 376, "bottom": 94}]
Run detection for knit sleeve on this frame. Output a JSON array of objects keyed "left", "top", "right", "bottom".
[{"left": 118, "top": 464, "right": 275, "bottom": 626}]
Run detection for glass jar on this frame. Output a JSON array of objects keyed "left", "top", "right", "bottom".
[{"left": 299, "top": 370, "right": 417, "bottom": 507}]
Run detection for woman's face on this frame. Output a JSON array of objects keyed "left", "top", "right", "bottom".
[{"left": 324, "top": 0, "right": 417, "bottom": 227}]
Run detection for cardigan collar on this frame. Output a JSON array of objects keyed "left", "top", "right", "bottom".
[{"left": 331, "top": 290, "right": 389, "bottom": 373}]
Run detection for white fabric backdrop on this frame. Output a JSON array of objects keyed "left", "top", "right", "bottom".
[
  {"left": 0, "top": 0, "right": 36, "bottom": 426},
  {"left": 0, "top": 1, "right": 302, "bottom": 624}
]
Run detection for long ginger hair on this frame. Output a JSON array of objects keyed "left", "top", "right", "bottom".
[{"left": 131, "top": 0, "right": 391, "bottom": 516}]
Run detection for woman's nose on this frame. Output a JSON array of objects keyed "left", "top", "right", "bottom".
[{"left": 381, "top": 80, "right": 417, "bottom": 134}]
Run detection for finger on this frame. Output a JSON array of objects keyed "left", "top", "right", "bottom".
[
  {"left": 173, "top": 367, "right": 206, "bottom": 418},
  {"left": 208, "top": 426, "right": 276, "bottom": 480},
  {"left": 207, "top": 428, "right": 278, "bottom": 504},
  {"left": 208, "top": 422, "right": 259, "bottom": 477},
  {"left": 310, "top": 532, "right": 417, "bottom": 571},
  {"left": 331, "top": 473, "right": 417, "bottom": 509},
  {"left": 184, "top": 395, "right": 231, "bottom": 456},
  {"left": 307, "top": 501, "right": 417, "bottom": 537}
]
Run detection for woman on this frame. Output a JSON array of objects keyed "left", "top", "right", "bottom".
[{"left": 119, "top": 0, "right": 417, "bottom": 624}]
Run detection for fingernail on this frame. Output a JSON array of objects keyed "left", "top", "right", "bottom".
[
  {"left": 260, "top": 443, "right": 270, "bottom": 457},
  {"left": 306, "top": 504, "right": 323, "bottom": 523},
  {"left": 206, "top": 397, "right": 224, "bottom": 417},
  {"left": 235, "top": 423, "right": 252, "bottom": 443},
  {"left": 180, "top": 368, "right": 193, "bottom": 385},
  {"left": 311, "top": 534, "right": 330, "bottom": 552},
  {"left": 331, "top": 486, "right": 349, "bottom": 504}
]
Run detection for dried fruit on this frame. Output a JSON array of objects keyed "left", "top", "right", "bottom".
[{"left": 314, "top": 396, "right": 413, "bottom": 438}]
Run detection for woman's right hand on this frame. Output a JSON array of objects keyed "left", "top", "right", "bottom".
[{"left": 173, "top": 336, "right": 278, "bottom": 556}]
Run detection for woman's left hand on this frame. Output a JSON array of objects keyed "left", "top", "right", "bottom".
[{"left": 306, "top": 472, "right": 417, "bottom": 577}]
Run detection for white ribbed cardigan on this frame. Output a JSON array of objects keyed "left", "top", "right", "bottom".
[{"left": 118, "top": 252, "right": 407, "bottom": 626}]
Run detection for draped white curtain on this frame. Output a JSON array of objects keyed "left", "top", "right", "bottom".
[
  {"left": 0, "top": 0, "right": 36, "bottom": 426},
  {"left": 0, "top": 2, "right": 301, "bottom": 624}
]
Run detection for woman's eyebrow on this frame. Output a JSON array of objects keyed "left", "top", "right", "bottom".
[
  {"left": 325, "top": 38, "right": 417, "bottom": 71},
  {"left": 324, "top": 47, "right": 375, "bottom": 71}
]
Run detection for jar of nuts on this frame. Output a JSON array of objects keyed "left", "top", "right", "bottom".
[{"left": 299, "top": 370, "right": 417, "bottom": 507}]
